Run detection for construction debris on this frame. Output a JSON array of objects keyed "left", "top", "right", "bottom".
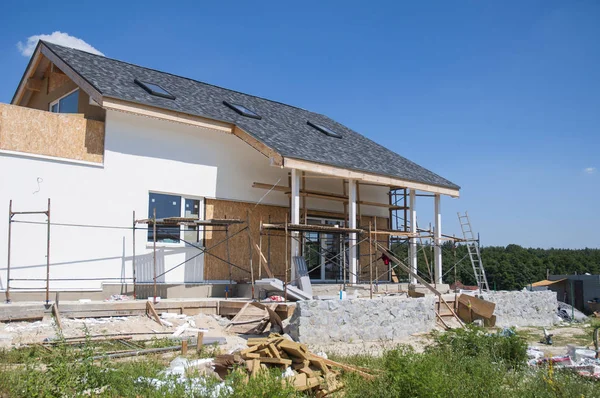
[
  {"left": 557, "top": 302, "right": 588, "bottom": 323},
  {"left": 225, "top": 302, "right": 283, "bottom": 334},
  {"left": 213, "top": 333, "right": 375, "bottom": 395}
]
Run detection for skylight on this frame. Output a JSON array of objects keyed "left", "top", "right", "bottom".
[
  {"left": 134, "top": 79, "right": 175, "bottom": 100},
  {"left": 307, "top": 121, "right": 342, "bottom": 138},
  {"left": 223, "top": 101, "right": 261, "bottom": 120}
]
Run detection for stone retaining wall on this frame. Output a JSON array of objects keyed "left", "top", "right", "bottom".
[
  {"left": 481, "top": 291, "right": 558, "bottom": 327},
  {"left": 288, "top": 296, "right": 436, "bottom": 344}
]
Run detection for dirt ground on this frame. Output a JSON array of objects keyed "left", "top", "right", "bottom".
[
  {"left": 517, "top": 322, "right": 596, "bottom": 357},
  {"left": 0, "top": 312, "right": 249, "bottom": 353},
  {"left": 1, "top": 310, "right": 593, "bottom": 360}
]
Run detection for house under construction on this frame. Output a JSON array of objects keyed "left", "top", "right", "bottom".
[{"left": 0, "top": 40, "right": 462, "bottom": 302}]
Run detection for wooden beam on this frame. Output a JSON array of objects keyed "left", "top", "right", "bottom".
[
  {"left": 283, "top": 158, "right": 460, "bottom": 197},
  {"left": 233, "top": 126, "right": 283, "bottom": 166},
  {"left": 252, "top": 182, "right": 405, "bottom": 209},
  {"left": 26, "top": 78, "right": 42, "bottom": 92},
  {"left": 102, "top": 98, "right": 233, "bottom": 132},
  {"left": 13, "top": 46, "right": 43, "bottom": 105},
  {"left": 40, "top": 44, "right": 104, "bottom": 105}
]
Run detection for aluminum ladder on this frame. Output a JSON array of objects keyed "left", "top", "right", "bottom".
[{"left": 457, "top": 212, "right": 490, "bottom": 292}]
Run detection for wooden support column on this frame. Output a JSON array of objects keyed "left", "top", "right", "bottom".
[
  {"left": 290, "top": 169, "right": 301, "bottom": 284},
  {"left": 409, "top": 190, "right": 417, "bottom": 285},
  {"left": 434, "top": 194, "right": 442, "bottom": 285},
  {"left": 348, "top": 179, "right": 358, "bottom": 284}
]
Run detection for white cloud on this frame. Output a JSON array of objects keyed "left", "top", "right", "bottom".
[
  {"left": 584, "top": 167, "right": 596, "bottom": 175},
  {"left": 17, "top": 31, "right": 104, "bottom": 57}
]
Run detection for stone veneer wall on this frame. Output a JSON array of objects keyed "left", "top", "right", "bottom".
[
  {"left": 480, "top": 291, "right": 558, "bottom": 327},
  {"left": 288, "top": 296, "right": 436, "bottom": 344}
]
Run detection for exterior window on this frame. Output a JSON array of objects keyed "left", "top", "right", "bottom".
[
  {"left": 147, "top": 193, "right": 203, "bottom": 245},
  {"left": 49, "top": 89, "right": 79, "bottom": 114},
  {"left": 303, "top": 217, "right": 347, "bottom": 281}
]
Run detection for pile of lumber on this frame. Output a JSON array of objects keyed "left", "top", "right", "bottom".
[
  {"left": 213, "top": 334, "right": 375, "bottom": 396},
  {"left": 225, "top": 302, "right": 283, "bottom": 334}
]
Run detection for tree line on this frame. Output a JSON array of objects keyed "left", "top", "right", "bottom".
[{"left": 390, "top": 242, "right": 600, "bottom": 291}]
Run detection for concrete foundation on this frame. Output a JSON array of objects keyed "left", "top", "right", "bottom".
[
  {"left": 288, "top": 296, "right": 436, "bottom": 344},
  {"left": 481, "top": 290, "right": 558, "bottom": 327}
]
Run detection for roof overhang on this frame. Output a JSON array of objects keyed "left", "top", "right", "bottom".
[
  {"left": 283, "top": 157, "right": 460, "bottom": 197},
  {"left": 532, "top": 278, "right": 567, "bottom": 287},
  {"left": 11, "top": 42, "right": 460, "bottom": 196}
]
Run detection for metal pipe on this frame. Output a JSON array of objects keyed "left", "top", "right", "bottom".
[
  {"left": 226, "top": 225, "right": 231, "bottom": 299},
  {"left": 132, "top": 210, "right": 136, "bottom": 299},
  {"left": 246, "top": 211, "right": 254, "bottom": 299},
  {"left": 6, "top": 200, "right": 12, "bottom": 303},
  {"left": 153, "top": 207, "right": 157, "bottom": 304},
  {"left": 284, "top": 219, "right": 288, "bottom": 302},
  {"left": 45, "top": 199, "right": 51, "bottom": 305},
  {"left": 369, "top": 221, "right": 373, "bottom": 299}
]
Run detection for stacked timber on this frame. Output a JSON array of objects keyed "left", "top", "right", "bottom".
[{"left": 213, "top": 334, "right": 374, "bottom": 396}]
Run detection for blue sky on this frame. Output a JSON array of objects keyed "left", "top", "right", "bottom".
[{"left": 0, "top": 1, "right": 598, "bottom": 249}]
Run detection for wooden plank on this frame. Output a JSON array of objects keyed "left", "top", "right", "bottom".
[
  {"left": 233, "top": 126, "right": 283, "bottom": 166},
  {"left": 457, "top": 294, "right": 495, "bottom": 319},
  {"left": 311, "top": 355, "right": 375, "bottom": 380},
  {"left": 283, "top": 158, "right": 460, "bottom": 197},
  {"left": 51, "top": 303, "right": 62, "bottom": 331},
  {"left": 256, "top": 357, "right": 292, "bottom": 366},
  {"left": 254, "top": 243, "right": 275, "bottom": 278},
  {"left": 102, "top": 98, "right": 233, "bottom": 132},
  {"left": 252, "top": 182, "right": 401, "bottom": 209},
  {"left": 145, "top": 301, "right": 162, "bottom": 326}
]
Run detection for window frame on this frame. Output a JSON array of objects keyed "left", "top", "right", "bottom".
[
  {"left": 304, "top": 216, "right": 347, "bottom": 282},
  {"left": 49, "top": 88, "right": 80, "bottom": 114},
  {"left": 222, "top": 101, "right": 262, "bottom": 120},
  {"left": 134, "top": 79, "right": 176, "bottom": 100},
  {"left": 307, "top": 120, "right": 342, "bottom": 138},
  {"left": 147, "top": 191, "right": 205, "bottom": 248}
]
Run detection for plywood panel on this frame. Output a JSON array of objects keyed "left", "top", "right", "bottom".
[
  {"left": 359, "top": 215, "right": 390, "bottom": 282},
  {"left": 204, "top": 199, "right": 289, "bottom": 282},
  {"left": 204, "top": 199, "right": 389, "bottom": 283},
  {"left": 0, "top": 103, "right": 104, "bottom": 163}
]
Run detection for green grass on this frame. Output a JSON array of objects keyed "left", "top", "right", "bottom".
[{"left": 0, "top": 326, "right": 599, "bottom": 397}]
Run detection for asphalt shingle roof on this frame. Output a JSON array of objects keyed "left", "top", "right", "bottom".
[{"left": 42, "top": 41, "right": 459, "bottom": 191}]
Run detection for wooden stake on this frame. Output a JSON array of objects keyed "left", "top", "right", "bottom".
[
  {"left": 146, "top": 301, "right": 162, "bottom": 326},
  {"left": 197, "top": 331, "right": 204, "bottom": 353},
  {"left": 181, "top": 340, "right": 188, "bottom": 355},
  {"left": 51, "top": 302, "right": 62, "bottom": 331}
]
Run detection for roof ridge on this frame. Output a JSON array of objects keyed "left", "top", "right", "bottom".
[{"left": 42, "top": 41, "right": 320, "bottom": 115}]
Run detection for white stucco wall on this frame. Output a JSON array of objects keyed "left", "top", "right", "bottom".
[{"left": 0, "top": 110, "right": 390, "bottom": 292}]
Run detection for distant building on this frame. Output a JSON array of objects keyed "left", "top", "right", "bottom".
[{"left": 532, "top": 275, "right": 600, "bottom": 313}]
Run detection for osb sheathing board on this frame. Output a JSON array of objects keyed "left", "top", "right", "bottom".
[
  {"left": 204, "top": 198, "right": 390, "bottom": 283},
  {"left": 0, "top": 103, "right": 104, "bottom": 163},
  {"left": 204, "top": 199, "right": 289, "bottom": 282},
  {"left": 48, "top": 71, "right": 71, "bottom": 93},
  {"left": 358, "top": 215, "right": 390, "bottom": 282}
]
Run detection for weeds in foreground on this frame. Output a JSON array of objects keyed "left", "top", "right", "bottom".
[{"left": 1, "top": 327, "right": 599, "bottom": 397}]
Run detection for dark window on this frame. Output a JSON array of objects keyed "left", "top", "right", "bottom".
[
  {"left": 148, "top": 193, "right": 181, "bottom": 243},
  {"left": 183, "top": 198, "right": 201, "bottom": 247},
  {"left": 307, "top": 121, "right": 342, "bottom": 138},
  {"left": 50, "top": 90, "right": 79, "bottom": 114},
  {"left": 134, "top": 79, "right": 176, "bottom": 100},
  {"left": 222, "top": 101, "right": 261, "bottom": 119}
]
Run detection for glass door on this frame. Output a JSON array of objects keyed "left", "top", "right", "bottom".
[{"left": 303, "top": 217, "right": 346, "bottom": 282}]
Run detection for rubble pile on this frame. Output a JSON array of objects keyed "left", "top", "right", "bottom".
[
  {"left": 557, "top": 302, "right": 588, "bottom": 323},
  {"left": 528, "top": 344, "right": 600, "bottom": 379}
]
